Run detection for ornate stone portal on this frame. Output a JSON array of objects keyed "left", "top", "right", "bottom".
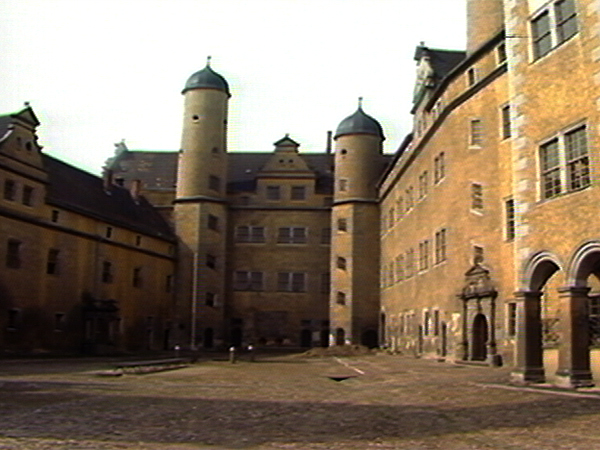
[{"left": 459, "top": 264, "right": 502, "bottom": 366}]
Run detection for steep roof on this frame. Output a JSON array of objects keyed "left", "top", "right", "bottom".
[{"left": 43, "top": 154, "right": 175, "bottom": 240}]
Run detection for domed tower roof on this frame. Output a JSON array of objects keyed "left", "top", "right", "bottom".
[
  {"left": 334, "top": 99, "right": 385, "bottom": 140},
  {"left": 182, "top": 57, "right": 230, "bottom": 95}
]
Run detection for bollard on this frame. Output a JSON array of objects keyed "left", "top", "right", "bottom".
[
  {"left": 248, "top": 344, "right": 255, "bottom": 362},
  {"left": 229, "top": 346, "right": 236, "bottom": 364}
]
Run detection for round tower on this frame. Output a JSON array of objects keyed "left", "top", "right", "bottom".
[
  {"left": 176, "top": 57, "right": 230, "bottom": 200},
  {"left": 330, "top": 99, "right": 384, "bottom": 348},
  {"left": 174, "top": 58, "right": 230, "bottom": 350},
  {"left": 466, "top": 0, "right": 505, "bottom": 54}
]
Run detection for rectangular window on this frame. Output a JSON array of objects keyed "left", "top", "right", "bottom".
[
  {"left": 336, "top": 291, "right": 346, "bottom": 305},
  {"left": 532, "top": 11, "right": 552, "bottom": 59},
  {"left": 540, "top": 138, "right": 562, "bottom": 199},
  {"left": 320, "top": 272, "right": 330, "bottom": 294},
  {"left": 209, "top": 175, "right": 221, "bottom": 192},
  {"left": 277, "top": 227, "right": 307, "bottom": 244},
  {"left": 497, "top": 42, "right": 507, "bottom": 64},
  {"left": 165, "top": 274, "right": 173, "bottom": 293},
  {"left": 337, "top": 256, "right": 347, "bottom": 270},
  {"left": 339, "top": 179, "right": 348, "bottom": 192},
  {"left": 405, "top": 186, "right": 414, "bottom": 211},
  {"left": 470, "top": 119, "right": 482, "bottom": 146},
  {"left": 434, "top": 152, "right": 446, "bottom": 184},
  {"left": 46, "top": 248, "right": 59, "bottom": 275},
  {"left": 266, "top": 185, "right": 281, "bottom": 200},
  {"left": 321, "top": 227, "right": 331, "bottom": 245},
  {"left": 51, "top": 210, "right": 59, "bottom": 223},
  {"left": 424, "top": 310, "right": 430, "bottom": 335},
  {"left": 105, "top": 226, "right": 113, "bottom": 239},
  {"left": 135, "top": 235, "right": 142, "bottom": 246},
  {"left": 7, "top": 309, "right": 19, "bottom": 330},
  {"left": 471, "top": 183, "right": 483, "bottom": 210},
  {"left": 419, "top": 240, "right": 430, "bottom": 271},
  {"left": 433, "top": 310, "right": 440, "bottom": 336},
  {"left": 101, "top": 261, "right": 113, "bottom": 283},
  {"left": 565, "top": 126, "right": 590, "bottom": 191},
  {"left": 405, "top": 248, "right": 414, "bottom": 278},
  {"left": 508, "top": 302, "right": 517, "bottom": 336},
  {"left": 205, "top": 292, "right": 216, "bottom": 307},
  {"left": 505, "top": 198, "right": 516, "bottom": 241},
  {"left": 467, "top": 67, "right": 476, "bottom": 86},
  {"left": 6, "top": 239, "right": 21, "bottom": 269},
  {"left": 277, "top": 272, "right": 305, "bottom": 292},
  {"left": 435, "top": 229, "right": 447, "bottom": 264},
  {"left": 206, "top": 254, "right": 216, "bottom": 269},
  {"left": 22, "top": 185, "right": 34, "bottom": 206},
  {"left": 418, "top": 171, "right": 428, "bottom": 199},
  {"left": 337, "top": 217, "right": 348, "bottom": 232},
  {"left": 207, "top": 214, "right": 219, "bottom": 231},
  {"left": 236, "top": 226, "right": 266, "bottom": 243},
  {"left": 291, "top": 185, "right": 306, "bottom": 200},
  {"left": 395, "top": 254, "right": 404, "bottom": 282},
  {"left": 133, "top": 267, "right": 143, "bottom": 288},
  {"left": 473, "top": 246, "right": 484, "bottom": 264},
  {"left": 501, "top": 104, "right": 511, "bottom": 140},
  {"left": 234, "top": 271, "right": 263, "bottom": 291},
  {"left": 555, "top": 0, "right": 577, "bottom": 44},
  {"left": 3, "top": 179, "right": 16, "bottom": 201}
]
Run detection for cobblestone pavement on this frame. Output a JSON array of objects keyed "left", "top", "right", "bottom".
[{"left": 1, "top": 353, "right": 600, "bottom": 449}]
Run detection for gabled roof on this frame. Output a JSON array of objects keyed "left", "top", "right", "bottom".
[{"left": 43, "top": 154, "right": 175, "bottom": 240}]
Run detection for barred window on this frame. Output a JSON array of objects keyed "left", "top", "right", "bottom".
[
  {"left": 337, "top": 217, "right": 348, "bottom": 232},
  {"left": 418, "top": 171, "right": 428, "bottom": 199},
  {"left": 507, "top": 302, "right": 517, "bottom": 336},
  {"left": 540, "top": 139, "right": 562, "bottom": 199},
  {"left": 320, "top": 272, "right": 330, "bottom": 294},
  {"left": 321, "top": 227, "right": 331, "bottom": 245},
  {"left": 132, "top": 267, "right": 143, "bottom": 288},
  {"left": 101, "top": 261, "right": 113, "bottom": 283},
  {"left": 22, "top": 185, "right": 34, "bottom": 206},
  {"left": 395, "top": 254, "right": 404, "bottom": 282}
]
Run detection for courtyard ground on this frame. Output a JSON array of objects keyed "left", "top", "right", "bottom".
[{"left": 1, "top": 352, "right": 600, "bottom": 449}]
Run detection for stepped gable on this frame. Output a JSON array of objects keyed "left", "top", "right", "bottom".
[{"left": 43, "top": 154, "right": 175, "bottom": 239}]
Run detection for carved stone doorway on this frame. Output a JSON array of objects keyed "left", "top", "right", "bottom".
[{"left": 471, "top": 313, "right": 488, "bottom": 361}]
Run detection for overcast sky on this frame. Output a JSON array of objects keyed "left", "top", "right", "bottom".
[{"left": 0, "top": 0, "right": 466, "bottom": 175}]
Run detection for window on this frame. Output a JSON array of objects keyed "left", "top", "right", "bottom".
[
  {"left": 336, "top": 291, "right": 346, "bottom": 305},
  {"left": 7, "top": 309, "right": 19, "bottom": 330},
  {"left": 471, "top": 183, "right": 483, "bottom": 211},
  {"left": 207, "top": 214, "right": 219, "bottom": 231},
  {"left": 337, "top": 256, "right": 347, "bottom": 270},
  {"left": 291, "top": 186, "right": 306, "bottom": 200},
  {"left": 266, "top": 185, "right": 281, "bottom": 200},
  {"left": 540, "top": 138, "right": 561, "bottom": 199},
  {"left": 507, "top": 302, "right": 517, "bottom": 336},
  {"left": 46, "top": 249, "right": 59, "bottom": 275},
  {"left": 418, "top": 171, "right": 428, "bottom": 199},
  {"left": 133, "top": 267, "right": 143, "bottom": 288},
  {"left": 54, "top": 313, "right": 65, "bottom": 332},
  {"left": 277, "top": 272, "right": 306, "bottom": 292},
  {"left": 22, "top": 185, "right": 34, "bottom": 206},
  {"left": 278, "top": 227, "right": 307, "bottom": 244},
  {"left": 433, "top": 310, "right": 440, "bottom": 336},
  {"left": 323, "top": 196, "right": 333, "bottom": 206},
  {"left": 205, "top": 292, "right": 216, "bottom": 307},
  {"left": 3, "top": 179, "right": 16, "bottom": 201},
  {"left": 6, "top": 239, "right": 21, "bottom": 269},
  {"left": 51, "top": 210, "right": 59, "bottom": 223},
  {"left": 234, "top": 271, "right": 263, "bottom": 291},
  {"left": 434, "top": 152, "right": 445, "bottom": 184},
  {"left": 435, "top": 229, "right": 447, "bottom": 264},
  {"left": 236, "top": 226, "right": 265, "bottom": 243},
  {"left": 165, "top": 274, "right": 173, "bottom": 293},
  {"left": 105, "top": 226, "right": 113, "bottom": 239},
  {"left": 501, "top": 104, "right": 511, "bottom": 140},
  {"left": 321, "top": 227, "right": 331, "bottom": 245},
  {"left": 467, "top": 67, "right": 476, "bottom": 86},
  {"left": 337, "top": 217, "right": 348, "bottom": 232},
  {"left": 135, "top": 235, "right": 142, "bottom": 247},
  {"left": 497, "top": 42, "right": 507, "bottom": 64},
  {"left": 470, "top": 119, "right": 482, "bottom": 146},
  {"left": 320, "top": 272, "right": 330, "bottom": 294},
  {"left": 418, "top": 240, "right": 430, "bottom": 272},
  {"left": 395, "top": 254, "right": 404, "bottom": 282},
  {"left": 405, "top": 186, "right": 414, "bottom": 211},
  {"left": 555, "top": 0, "right": 577, "bottom": 44},
  {"left": 405, "top": 248, "right": 415, "bottom": 278},
  {"left": 505, "top": 199, "right": 515, "bottom": 241},
  {"left": 209, "top": 175, "right": 221, "bottom": 192},
  {"left": 101, "top": 261, "right": 113, "bottom": 283},
  {"left": 532, "top": 11, "right": 552, "bottom": 59},
  {"left": 206, "top": 253, "right": 216, "bottom": 269},
  {"left": 339, "top": 179, "right": 348, "bottom": 192},
  {"left": 565, "top": 126, "right": 590, "bottom": 191},
  {"left": 473, "top": 246, "right": 484, "bottom": 264},
  {"left": 424, "top": 310, "right": 430, "bottom": 335}
]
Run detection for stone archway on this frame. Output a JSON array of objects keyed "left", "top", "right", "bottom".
[{"left": 471, "top": 314, "right": 488, "bottom": 361}]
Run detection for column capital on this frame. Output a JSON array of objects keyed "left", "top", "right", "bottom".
[{"left": 557, "top": 286, "right": 591, "bottom": 297}]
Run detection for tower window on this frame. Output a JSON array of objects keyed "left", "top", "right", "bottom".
[
  {"left": 51, "top": 210, "right": 60, "bottom": 223},
  {"left": 337, "top": 218, "right": 348, "bottom": 232},
  {"left": 208, "top": 214, "right": 219, "bottom": 231},
  {"left": 105, "top": 227, "right": 113, "bottom": 239},
  {"left": 473, "top": 246, "right": 484, "bottom": 264},
  {"left": 497, "top": 42, "right": 507, "bottom": 64},
  {"left": 338, "top": 179, "right": 348, "bottom": 192},
  {"left": 337, "top": 256, "right": 347, "bottom": 270},
  {"left": 205, "top": 292, "right": 216, "bottom": 307},
  {"left": 467, "top": 68, "right": 477, "bottom": 86},
  {"left": 46, "top": 249, "right": 60, "bottom": 275},
  {"left": 209, "top": 175, "right": 221, "bottom": 192},
  {"left": 336, "top": 291, "right": 346, "bottom": 305},
  {"left": 291, "top": 186, "right": 306, "bottom": 200}
]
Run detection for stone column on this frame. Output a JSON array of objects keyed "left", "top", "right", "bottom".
[
  {"left": 486, "top": 294, "right": 502, "bottom": 366},
  {"left": 511, "top": 290, "right": 545, "bottom": 384},
  {"left": 461, "top": 298, "right": 469, "bottom": 360},
  {"left": 556, "top": 286, "right": 594, "bottom": 388}
]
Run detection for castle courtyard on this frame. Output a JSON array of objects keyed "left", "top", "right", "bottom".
[{"left": 1, "top": 354, "right": 600, "bottom": 449}]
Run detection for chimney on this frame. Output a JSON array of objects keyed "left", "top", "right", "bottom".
[
  {"left": 326, "top": 130, "right": 332, "bottom": 154},
  {"left": 130, "top": 179, "right": 142, "bottom": 202},
  {"left": 103, "top": 169, "right": 114, "bottom": 191}
]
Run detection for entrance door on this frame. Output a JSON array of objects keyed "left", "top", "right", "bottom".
[
  {"left": 472, "top": 314, "right": 488, "bottom": 361},
  {"left": 440, "top": 322, "right": 447, "bottom": 357}
]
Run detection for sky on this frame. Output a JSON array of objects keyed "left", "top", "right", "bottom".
[{"left": 0, "top": 0, "right": 467, "bottom": 175}]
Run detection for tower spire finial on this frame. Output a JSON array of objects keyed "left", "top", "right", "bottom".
[
  {"left": 207, "top": 55, "right": 212, "bottom": 67},
  {"left": 358, "top": 97, "right": 363, "bottom": 109}
]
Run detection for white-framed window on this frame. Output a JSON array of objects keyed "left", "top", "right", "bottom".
[
  {"left": 531, "top": 0, "right": 578, "bottom": 60},
  {"left": 539, "top": 124, "right": 590, "bottom": 200}
]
